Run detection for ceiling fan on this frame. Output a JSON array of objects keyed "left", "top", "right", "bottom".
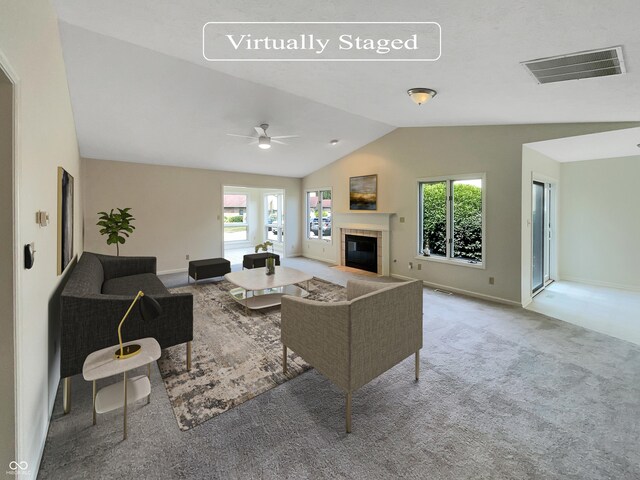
[{"left": 227, "top": 123, "right": 298, "bottom": 150}]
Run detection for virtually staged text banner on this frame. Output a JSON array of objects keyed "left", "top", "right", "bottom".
[{"left": 203, "top": 22, "right": 441, "bottom": 61}]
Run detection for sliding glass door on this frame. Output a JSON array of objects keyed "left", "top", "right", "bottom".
[{"left": 532, "top": 181, "right": 551, "bottom": 294}]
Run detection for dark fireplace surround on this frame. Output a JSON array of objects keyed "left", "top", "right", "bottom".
[{"left": 345, "top": 234, "right": 378, "bottom": 273}]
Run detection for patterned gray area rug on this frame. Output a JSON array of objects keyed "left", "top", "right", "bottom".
[{"left": 159, "top": 277, "right": 346, "bottom": 431}]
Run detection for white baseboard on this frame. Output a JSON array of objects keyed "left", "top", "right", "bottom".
[
  {"left": 302, "top": 253, "right": 339, "bottom": 265},
  {"left": 558, "top": 275, "right": 640, "bottom": 293},
  {"left": 391, "top": 274, "right": 521, "bottom": 307},
  {"left": 31, "top": 378, "right": 58, "bottom": 480},
  {"left": 158, "top": 267, "right": 188, "bottom": 276}
]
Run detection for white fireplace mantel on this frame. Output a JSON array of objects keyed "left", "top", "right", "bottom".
[
  {"left": 334, "top": 212, "right": 394, "bottom": 276},
  {"left": 334, "top": 212, "right": 394, "bottom": 232}
]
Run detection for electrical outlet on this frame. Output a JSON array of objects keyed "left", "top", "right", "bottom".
[
  {"left": 489, "top": 277, "right": 494, "bottom": 285},
  {"left": 399, "top": 217, "right": 405, "bottom": 223},
  {"left": 417, "top": 263, "right": 422, "bottom": 270},
  {"left": 408, "top": 262, "right": 413, "bottom": 269},
  {"left": 186, "top": 254, "right": 189, "bottom": 260}
]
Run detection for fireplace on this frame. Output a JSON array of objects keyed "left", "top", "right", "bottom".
[{"left": 345, "top": 234, "right": 378, "bottom": 273}]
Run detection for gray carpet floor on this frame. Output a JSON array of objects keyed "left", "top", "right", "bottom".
[{"left": 38, "top": 258, "right": 640, "bottom": 479}]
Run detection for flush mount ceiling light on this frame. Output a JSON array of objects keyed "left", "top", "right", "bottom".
[{"left": 407, "top": 88, "right": 437, "bottom": 105}]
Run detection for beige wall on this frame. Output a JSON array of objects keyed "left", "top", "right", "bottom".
[
  {"left": 0, "top": 71, "right": 15, "bottom": 476},
  {"left": 559, "top": 155, "right": 640, "bottom": 291},
  {"left": 0, "top": 0, "right": 82, "bottom": 475},
  {"left": 302, "top": 123, "right": 638, "bottom": 304},
  {"left": 82, "top": 159, "right": 302, "bottom": 272}
]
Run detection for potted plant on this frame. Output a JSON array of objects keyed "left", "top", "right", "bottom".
[
  {"left": 97, "top": 208, "right": 136, "bottom": 256},
  {"left": 254, "top": 240, "right": 275, "bottom": 275}
]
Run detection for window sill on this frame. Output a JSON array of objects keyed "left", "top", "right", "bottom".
[
  {"left": 307, "top": 237, "right": 333, "bottom": 244},
  {"left": 414, "top": 255, "right": 485, "bottom": 270}
]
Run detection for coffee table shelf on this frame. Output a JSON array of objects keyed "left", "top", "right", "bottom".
[{"left": 229, "top": 285, "right": 309, "bottom": 310}]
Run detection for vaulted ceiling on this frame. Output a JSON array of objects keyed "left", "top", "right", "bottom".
[{"left": 53, "top": 0, "right": 640, "bottom": 176}]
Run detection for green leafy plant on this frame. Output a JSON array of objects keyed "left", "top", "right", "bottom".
[
  {"left": 97, "top": 208, "right": 136, "bottom": 256},
  {"left": 422, "top": 183, "right": 482, "bottom": 261},
  {"left": 254, "top": 240, "right": 273, "bottom": 253}
]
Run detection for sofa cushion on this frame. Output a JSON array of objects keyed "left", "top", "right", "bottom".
[{"left": 102, "top": 273, "right": 169, "bottom": 296}]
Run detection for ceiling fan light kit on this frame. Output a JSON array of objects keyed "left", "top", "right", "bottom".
[
  {"left": 407, "top": 87, "right": 437, "bottom": 105},
  {"left": 258, "top": 136, "right": 271, "bottom": 149}
]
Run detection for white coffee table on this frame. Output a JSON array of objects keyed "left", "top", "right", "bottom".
[{"left": 225, "top": 266, "right": 313, "bottom": 313}]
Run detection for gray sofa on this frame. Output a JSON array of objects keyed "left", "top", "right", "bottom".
[
  {"left": 281, "top": 279, "right": 423, "bottom": 432},
  {"left": 60, "top": 252, "right": 193, "bottom": 412}
]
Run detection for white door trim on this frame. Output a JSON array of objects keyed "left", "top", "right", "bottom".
[{"left": 0, "top": 47, "right": 22, "bottom": 469}]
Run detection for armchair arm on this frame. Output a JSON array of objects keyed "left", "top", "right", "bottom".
[
  {"left": 281, "top": 296, "right": 351, "bottom": 392},
  {"left": 92, "top": 253, "right": 157, "bottom": 280}
]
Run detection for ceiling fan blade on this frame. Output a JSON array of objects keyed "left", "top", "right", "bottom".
[
  {"left": 227, "top": 133, "right": 257, "bottom": 139},
  {"left": 271, "top": 139, "right": 288, "bottom": 145},
  {"left": 271, "top": 135, "right": 299, "bottom": 139},
  {"left": 254, "top": 126, "right": 267, "bottom": 136}
]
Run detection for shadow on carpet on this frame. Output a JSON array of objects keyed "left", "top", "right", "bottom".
[{"left": 160, "top": 277, "right": 346, "bottom": 431}]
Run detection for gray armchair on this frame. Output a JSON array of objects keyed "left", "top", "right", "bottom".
[{"left": 281, "top": 279, "right": 423, "bottom": 432}]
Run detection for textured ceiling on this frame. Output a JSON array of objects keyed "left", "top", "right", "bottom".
[{"left": 53, "top": 0, "right": 640, "bottom": 175}]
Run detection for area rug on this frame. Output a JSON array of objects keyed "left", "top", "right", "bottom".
[{"left": 158, "top": 277, "right": 346, "bottom": 431}]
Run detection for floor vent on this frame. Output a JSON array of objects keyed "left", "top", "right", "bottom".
[
  {"left": 434, "top": 289, "right": 452, "bottom": 295},
  {"left": 522, "top": 46, "right": 626, "bottom": 84}
]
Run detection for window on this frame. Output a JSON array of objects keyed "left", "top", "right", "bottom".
[
  {"left": 223, "top": 194, "right": 248, "bottom": 242},
  {"left": 265, "top": 193, "right": 284, "bottom": 243},
  {"left": 306, "top": 189, "right": 332, "bottom": 241},
  {"left": 419, "top": 175, "right": 484, "bottom": 266}
]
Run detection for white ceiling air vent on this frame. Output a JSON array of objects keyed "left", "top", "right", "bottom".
[{"left": 522, "top": 46, "right": 626, "bottom": 84}]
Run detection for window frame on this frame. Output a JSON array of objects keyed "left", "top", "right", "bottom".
[
  {"left": 264, "top": 192, "right": 284, "bottom": 244},
  {"left": 416, "top": 173, "right": 486, "bottom": 269},
  {"left": 306, "top": 188, "right": 333, "bottom": 242}
]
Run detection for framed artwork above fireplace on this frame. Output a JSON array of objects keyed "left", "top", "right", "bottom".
[{"left": 349, "top": 174, "right": 377, "bottom": 210}]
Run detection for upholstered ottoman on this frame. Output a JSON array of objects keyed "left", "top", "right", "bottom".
[
  {"left": 188, "top": 258, "right": 231, "bottom": 284},
  {"left": 242, "top": 253, "right": 281, "bottom": 270}
]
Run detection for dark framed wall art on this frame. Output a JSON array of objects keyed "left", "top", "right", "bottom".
[
  {"left": 349, "top": 174, "right": 377, "bottom": 210},
  {"left": 57, "top": 167, "right": 74, "bottom": 275}
]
